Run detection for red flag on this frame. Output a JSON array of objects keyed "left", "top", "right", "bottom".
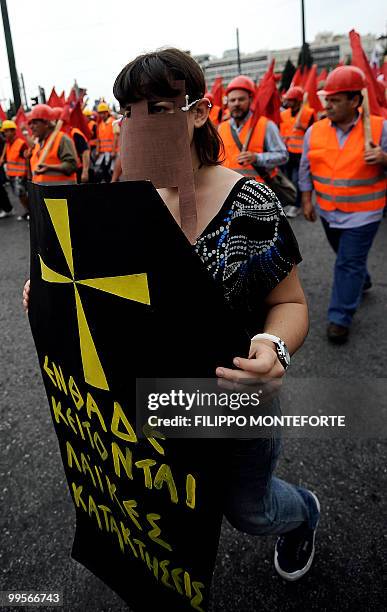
[
  {"left": 15, "top": 106, "right": 32, "bottom": 140},
  {"left": 376, "top": 78, "right": 386, "bottom": 101},
  {"left": 0, "top": 104, "right": 7, "bottom": 121},
  {"left": 291, "top": 67, "right": 303, "bottom": 87},
  {"left": 69, "top": 101, "right": 91, "bottom": 140},
  {"left": 349, "top": 29, "right": 387, "bottom": 118},
  {"left": 318, "top": 68, "right": 328, "bottom": 82},
  {"left": 381, "top": 58, "right": 387, "bottom": 82},
  {"left": 264, "top": 86, "right": 282, "bottom": 125},
  {"left": 58, "top": 104, "right": 71, "bottom": 130},
  {"left": 301, "top": 67, "right": 311, "bottom": 88},
  {"left": 211, "top": 77, "right": 224, "bottom": 108},
  {"left": 66, "top": 88, "right": 77, "bottom": 107},
  {"left": 252, "top": 59, "right": 281, "bottom": 126},
  {"left": 304, "top": 64, "right": 323, "bottom": 113},
  {"left": 58, "top": 101, "right": 91, "bottom": 140},
  {"left": 59, "top": 91, "right": 66, "bottom": 106},
  {"left": 290, "top": 64, "right": 310, "bottom": 88},
  {"left": 47, "top": 87, "right": 63, "bottom": 108}
]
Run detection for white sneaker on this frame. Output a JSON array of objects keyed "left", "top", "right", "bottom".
[
  {"left": 285, "top": 206, "right": 301, "bottom": 218},
  {"left": 0, "top": 210, "right": 13, "bottom": 219}
]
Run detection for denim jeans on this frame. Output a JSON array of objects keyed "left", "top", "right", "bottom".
[
  {"left": 223, "top": 402, "right": 319, "bottom": 535},
  {"left": 321, "top": 218, "right": 381, "bottom": 327}
]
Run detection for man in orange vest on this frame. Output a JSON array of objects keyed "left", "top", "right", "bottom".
[
  {"left": 280, "top": 86, "right": 315, "bottom": 218},
  {"left": 0, "top": 120, "right": 29, "bottom": 220},
  {"left": 205, "top": 92, "right": 222, "bottom": 126},
  {"left": 218, "top": 75, "right": 288, "bottom": 184},
  {"left": 0, "top": 128, "right": 14, "bottom": 219},
  {"left": 28, "top": 105, "right": 78, "bottom": 184},
  {"left": 83, "top": 109, "right": 97, "bottom": 146},
  {"left": 300, "top": 66, "right": 387, "bottom": 343},
  {"left": 95, "top": 102, "right": 118, "bottom": 183},
  {"left": 83, "top": 108, "right": 97, "bottom": 170}
]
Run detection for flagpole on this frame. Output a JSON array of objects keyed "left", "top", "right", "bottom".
[
  {"left": 301, "top": 0, "right": 306, "bottom": 67},
  {"left": 236, "top": 28, "right": 242, "bottom": 75},
  {"left": 20, "top": 73, "right": 28, "bottom": 109},
  {"left": 0, "top": 0, "right": 21, "bottom": 110}
]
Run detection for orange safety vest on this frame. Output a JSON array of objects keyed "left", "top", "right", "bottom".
[
  {"left": 209, "top": 104, "right": 222, "bottom": 126},
  {"left": 70, "top": 127, "right": 87, "bottom": 168},
  {"left": 30, "top": 131, "right": 77, "bottom": 184},
  {"left": 97, "top": 116, "right": 114, "bottom": 153},
  {"left": 280, "top": 106, "right": 315, "bottom": 154},
  {"left": 218, "top": 115, "right": 277, "bottom": 183},
  {"left": 88, "top": 120, "right": 97, "bottom": 147},
  {"left": 5, "top": 137, "right": 27, "bottom": 177},
  {"left": 308, "top": 115, "right": 386, "bottom": 213}
]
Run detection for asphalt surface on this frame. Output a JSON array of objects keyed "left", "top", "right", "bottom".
[{"left": 1, "top": 187, "right": 386, "bottom": 612}]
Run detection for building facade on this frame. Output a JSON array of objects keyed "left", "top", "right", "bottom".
[{"left": 196, "top": 32, "right": 378, "bottom": 88}]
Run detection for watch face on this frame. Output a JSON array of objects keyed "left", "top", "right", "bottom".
[{"left": 278, "top": 341, "right": 290, "bottom": 367}]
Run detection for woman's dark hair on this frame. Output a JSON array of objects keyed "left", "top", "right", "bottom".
[{"left": 113, "top": 48, "right": 224, "bottom": 166}]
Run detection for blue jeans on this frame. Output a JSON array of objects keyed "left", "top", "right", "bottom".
[
  {"left": 223, "top": 405, "right": 319, "bottom": 535},
  {"left": 321, "top": 219, "right": 381, "bottom": 327}
]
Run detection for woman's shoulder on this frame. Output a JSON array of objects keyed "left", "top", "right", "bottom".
[{"left": 229, "top": 178, "right": 286, "bottom": 221}]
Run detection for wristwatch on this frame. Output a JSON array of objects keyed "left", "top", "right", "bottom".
[{"left": 250, "top": 333, "right": 291, "bottom": 371}]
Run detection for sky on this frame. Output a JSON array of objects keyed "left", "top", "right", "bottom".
[{"left": 0, "top": 0, "right": 386, "bottom": 109}]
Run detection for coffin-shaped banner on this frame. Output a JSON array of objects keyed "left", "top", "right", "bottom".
[{"left": 28, "top": 181, "right": 249, "bottom": 612}]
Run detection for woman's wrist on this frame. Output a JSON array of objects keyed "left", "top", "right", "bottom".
[{"left": 250, "top": 338, "right": 276, "bottom": 353}]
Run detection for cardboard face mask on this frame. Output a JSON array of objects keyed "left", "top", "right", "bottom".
[{"left": 119, "top": 82, "right": 197, "bottom": 244}]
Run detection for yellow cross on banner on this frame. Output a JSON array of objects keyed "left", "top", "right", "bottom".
[{"left": 39, "top": 198, "right": 150, "bottom": 391}]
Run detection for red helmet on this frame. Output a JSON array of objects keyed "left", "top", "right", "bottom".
[
  {"left": 322, "top": 66, "right": 366, "bottom": 96},
  {"left": 226, "top": 75, "right": 255, "bottom": 96},
  {"left": 284, "top": 86, "right": 304, "bottom": 102},
  {"left": 28, "top": 104, "right": 54, "bottom": 123},
  {"left": 51, "top": 107, "right": 63, "bottom": 121}
]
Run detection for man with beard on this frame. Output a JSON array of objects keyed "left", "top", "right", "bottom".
[
  {"left": 28, "top": 104, "right": 78, "bottom": 185},
  {"left": 218, "top": 75, "right": 288, "bottom": 184}
]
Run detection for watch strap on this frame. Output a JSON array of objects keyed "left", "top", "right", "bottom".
[{"left": 250, "top": 333, "right": 290, "bottom": 370}]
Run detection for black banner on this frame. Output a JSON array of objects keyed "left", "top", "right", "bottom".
[{"left": 28, "top": 181, "right": 249, "bottom": 612}]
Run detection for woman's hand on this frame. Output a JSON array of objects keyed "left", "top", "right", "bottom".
[
  {"left": 23, "top": 279, "right": 30, "bottom": 313},
  {"left": 216, "top": 340, "right": 285, "bottom": 382}
]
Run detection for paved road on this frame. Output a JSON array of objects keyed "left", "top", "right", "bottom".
[{"left": 1, "top": 187, "right": 386, "bottom": 612}]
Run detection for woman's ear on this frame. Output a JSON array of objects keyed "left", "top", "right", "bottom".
[{"left": 193, "top": 98, "right": 211, "bottom": 128}]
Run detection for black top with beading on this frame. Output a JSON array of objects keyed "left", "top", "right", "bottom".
[{"left": 194, "top": 177, "right": 302, "bottom": 323}]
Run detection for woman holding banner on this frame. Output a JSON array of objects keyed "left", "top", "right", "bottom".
[{"left": 24, "top": 48, "right": 320, "bottom": 584}]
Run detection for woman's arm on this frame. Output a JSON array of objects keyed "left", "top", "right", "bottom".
[
  {"left": 260, "top": 265, "right": 308, "bottom": 355},
  {"left": 216, "top": 266, "right": 308, "bottom": 381}
]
